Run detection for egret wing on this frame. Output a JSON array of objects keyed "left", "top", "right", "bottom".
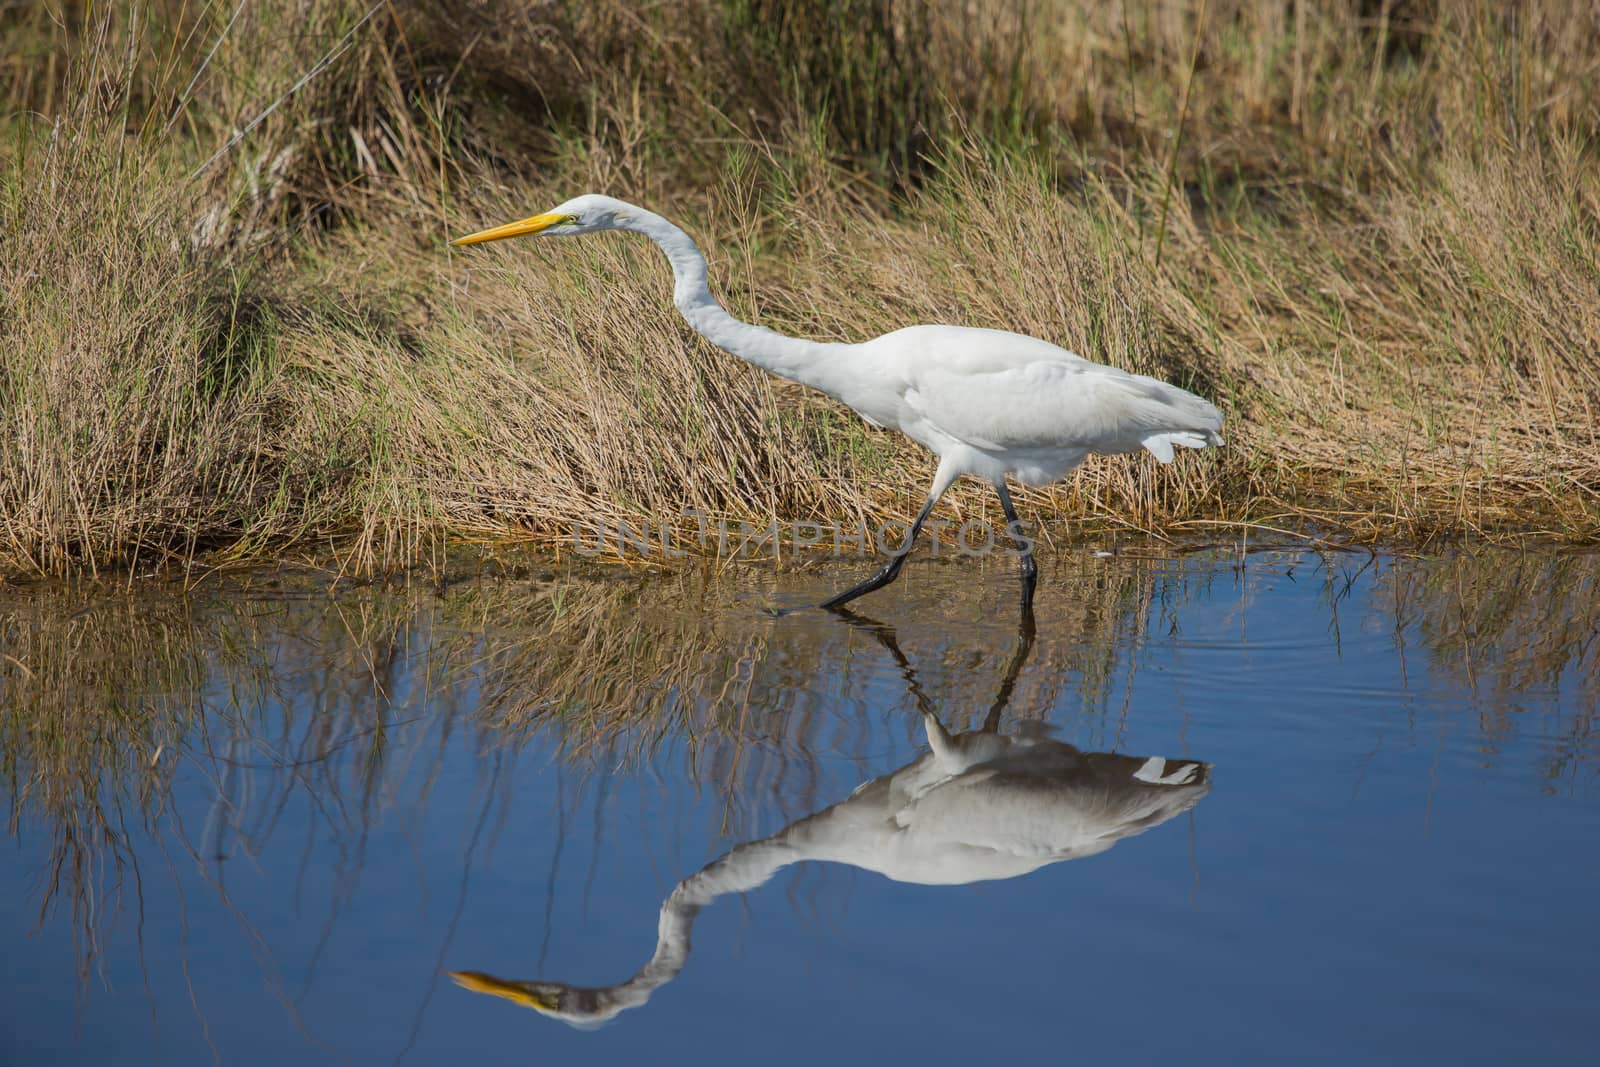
[{"left": 907, "top": 359, "right": 1218, "bottom": 454}]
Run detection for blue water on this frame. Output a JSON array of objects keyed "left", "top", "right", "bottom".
[{"left": 3, "top": 548, "right": 1597, "bottom": 1065}]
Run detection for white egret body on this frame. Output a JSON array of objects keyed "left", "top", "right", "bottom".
[{"left": 453, "top": 195, "right": 1224, "bottom": 609}]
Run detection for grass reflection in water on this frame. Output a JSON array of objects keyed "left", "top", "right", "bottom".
[{"left": 2, "top": 546, "right": 1597, "bottom": 1051}]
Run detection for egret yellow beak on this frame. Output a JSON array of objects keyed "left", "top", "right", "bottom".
[
  {"left": 451, "top": 213, "right": 572, "bottom": 247},
  {"left": 449, "top": 970, "right": 560, "bottom": 1013}
]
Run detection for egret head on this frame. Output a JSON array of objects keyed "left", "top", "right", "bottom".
[
  {"left": 450, "top": 194, "right": 632, "bottom": 247},
  {"left": 449, "top": 971, "right": 624, "bottom": 1031}
]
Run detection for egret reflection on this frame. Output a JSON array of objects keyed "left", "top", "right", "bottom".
[{"left": 451, "top": 614, "right": 1212, "bottom": 1028}]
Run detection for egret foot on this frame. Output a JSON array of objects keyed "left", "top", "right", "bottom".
[{"left": 820, "top": 556, "right": 910, "bottom": 610}]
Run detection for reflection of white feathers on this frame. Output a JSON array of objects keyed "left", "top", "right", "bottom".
[
  {"left": 747, "top": 713, "right": 1210, "bottom": 888},
  {"left": 452, "top": 714, "right": 1209, "bottom": 1028}
]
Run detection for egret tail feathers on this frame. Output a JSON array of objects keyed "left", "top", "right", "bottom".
[
  {"left": 1140, "top": 429, "right": 1224, "bottom": 464},
  {"left": 1132, "top": 756, "right": 1209, "bottom": 786},
  {"left": 1111, "top": 373, "right": 1223, "bottom": 463}
]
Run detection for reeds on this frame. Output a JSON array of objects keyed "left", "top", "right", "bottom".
[{"left": 3, "top": 1, "right": 1599, "bottom": 576}]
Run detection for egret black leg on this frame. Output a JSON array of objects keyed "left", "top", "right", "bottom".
[
  {"left": 820, "top": 494, "right": 938, "bottom": 610},
  {"left": 826, "top": 607, "right": 936, "bottom": 720},
  {"left": 980, "top": 607, "right": 1038, "bottom": 734},
  {"left": 994, "top": 480, "right": 1038, "bottom": 617}
]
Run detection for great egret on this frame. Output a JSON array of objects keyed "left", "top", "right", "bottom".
[
  {"left": 451, "top": 710, "right": 1209, "bottom": 1029},
  {"left": 450, "top": 611, "right": 1210, "bottom": 1028},
  {"left": 453, "top": 195, "right": 1224, "bottom": 610}
]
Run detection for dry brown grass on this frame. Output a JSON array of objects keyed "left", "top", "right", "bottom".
[{"left": 2, "top": 1, "right": 1599, "bottom": 577}]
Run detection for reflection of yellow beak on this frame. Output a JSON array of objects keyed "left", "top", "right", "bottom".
[
  {"left": 449, "top": 971, "right": 560, "bottom": 1013},
  {"left": 450, "top": 213, "right": 570, "bottom": 247}
]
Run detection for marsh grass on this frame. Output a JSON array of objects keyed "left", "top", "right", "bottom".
[{"left": 3, "top": 1, "right": 1600, "bottom": 577}]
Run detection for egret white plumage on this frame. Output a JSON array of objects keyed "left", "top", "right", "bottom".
[{"left": 453, "top": 194, "right": 1224, "bottom": 610}]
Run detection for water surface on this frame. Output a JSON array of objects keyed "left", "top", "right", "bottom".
[{"left": 3, "top": 547, "right": 1597, "bottom": 1065}]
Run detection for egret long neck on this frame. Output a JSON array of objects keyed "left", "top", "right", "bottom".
[
  {"left": 586, "top": 836, "right": 802, "bottom": 1013},
  {"left": 624, "top": 210, "right": 855, "bottom": 397}
]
